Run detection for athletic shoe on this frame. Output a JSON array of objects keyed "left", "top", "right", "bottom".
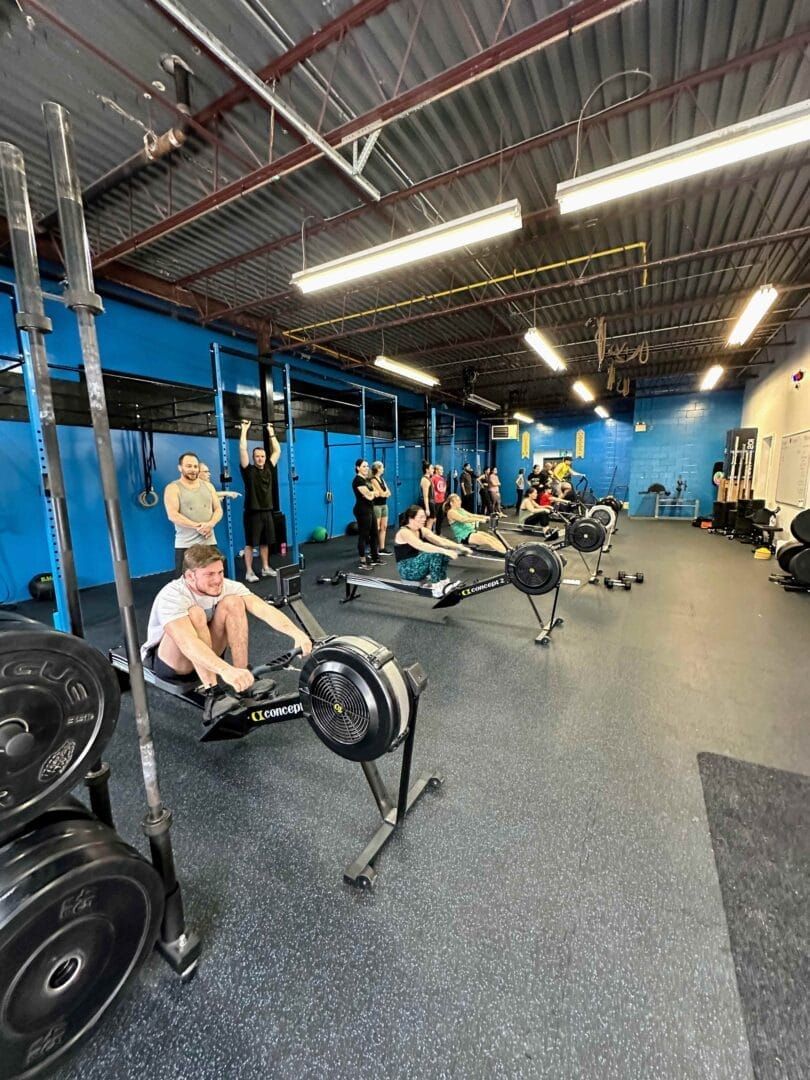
[
  {"left": 358, "top": 560, "right": 372, "bottom": 571},
  {"left": 245, "top": 570, "right": 259, "bottom": 583},
  {"left": 260, "top": 567, "right": 274, "bottom": 577},
  {"left": 370, "top": 558, "right": 382, "bottom": 566},
  {"left": 431, "top": 578, "right": 451, "bottom": 597},
  {"left": 378, "top": 548, "right": 392, "bottom": 556}
]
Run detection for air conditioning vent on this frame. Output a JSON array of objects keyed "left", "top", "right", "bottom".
[{"left": 491, "top": 423, "right": 518, "bottom": 440}]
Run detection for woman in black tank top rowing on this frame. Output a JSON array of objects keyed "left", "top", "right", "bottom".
[{"left": 394, "top": 504, "right": 467, "bottom": 597}]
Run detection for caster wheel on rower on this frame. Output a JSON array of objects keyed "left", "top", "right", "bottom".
[
  {"left": 540, "top": 637, "right": 552, "bottom": 647},
  {"left": 554, "top": 618, "right": 564, "bottom": 627},
  {"left": 428, "top": 776, "right": 443, "bottom": 789},
  {"left": 355, "top": 866, "right": 377, "bottom": 890}
]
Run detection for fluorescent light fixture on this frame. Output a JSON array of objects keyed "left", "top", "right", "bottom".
[
  {"left": 374, "top": 355, "right": 439, "bottom": 388},
  {"left": 556, "top": 99, "right": 810, "bottom": 214},
  {"left": 572, "top": 380, "right": 595, "bottom": 402},
  {"left": 700, "top": 365, "right": 724, "bottom": 391},
  {"left": 727, "top": 284, "right": 779, "bottom": 345},
  {"left": 513, "top": 411, "right": 534, "bottom": 424},
  {"left": 466, "top": 393, "right": 500, "bottom": 412},
  {"left": 594, "top": 405, "right": 609, "bottom": 419},
  {"left": 291, "top": 199, "right": 523, "bottom": 293},
  {"left": 524, "top": 327, "right": 567, "bottom": 371}
]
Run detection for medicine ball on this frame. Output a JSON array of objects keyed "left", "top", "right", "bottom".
[
  {"left": 345, "top": 521, "right": 359, "bottom": 536},
  {"left": 28, "top": 573, "right": 55, "bottom": 602},
  {"left": 311, "top": 526, "right": 328, "bottom": 543}
]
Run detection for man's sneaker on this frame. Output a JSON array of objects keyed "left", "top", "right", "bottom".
[
  {"left": 431, "top": 578, "right": 451, "bottom": 598},
  {"left": 260, "top": 567, "right": 274, "bottom": 577},
  {"left": 245, "top": 570, "right": 259, "bottom": 583}
]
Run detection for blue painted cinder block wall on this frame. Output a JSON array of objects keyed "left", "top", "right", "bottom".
[
  {"left": 495, "top": 407, "right": 634, "bottom": 504},
  {"left": 0, "top": 268, "right": 475, "bottom": 602},
  {"left": 628, "top": 390, "right": 743, "bottom": 517}
]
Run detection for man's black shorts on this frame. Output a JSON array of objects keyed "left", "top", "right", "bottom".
[
  {"left": 145, "top": 645, "right": 195, "bottom": 684},
  {"left": 244, "top": 510, "right": 275, "bottom": 547},
  {"left": 145, "top": 645, "right": 226, "bottom": 684}
]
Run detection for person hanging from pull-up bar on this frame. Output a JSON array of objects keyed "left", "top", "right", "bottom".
[
  {"left": 239, "top": 419, "right": 281, "bottom": 583},
  {"left": 141, "top": 544, "right": 312, "bottom": 691}
]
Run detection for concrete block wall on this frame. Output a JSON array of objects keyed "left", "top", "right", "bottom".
[{"left": 628, "top": 390, "right": 744, "bottom": 517}]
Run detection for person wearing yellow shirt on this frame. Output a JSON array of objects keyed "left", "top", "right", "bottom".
[{"left": 551, "top": 456, "right": 582, "bottom": 499}]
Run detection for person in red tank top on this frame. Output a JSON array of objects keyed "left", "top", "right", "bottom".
[{"left": 430, "top": 465, "right": 448, "bottom": 535}]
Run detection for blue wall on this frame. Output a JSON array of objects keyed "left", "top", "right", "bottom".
[
  {"left": 628, "top": 390, "right": 743, "bottom": 516},
  {"left": 0, "top": 269, "right": 478, "bottom": 602},
  {"left": 495, "top": 409, "right": 634, "bottom": 504}
]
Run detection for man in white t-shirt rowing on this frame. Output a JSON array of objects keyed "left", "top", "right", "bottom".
[{"left": 141, "top": 545, "right": 312, "bottom": 692}]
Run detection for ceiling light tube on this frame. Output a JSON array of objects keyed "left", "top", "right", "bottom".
[
  {"left": 572, "top": 380, "right": 595, "bottom": 402},
  {"left": 594, "top": 405, "right": 609, "bottom": 419},
  {"left": 466, "top": 393, "right": 500, "bottom": 412},
  {"left": 374, "top": 355, "right": 439, "bottom": 388},
  {"left": 524, "top": 327, "right": 567, "bottom": 371},
  {"left": 513, "top": 411, "right": 534, "bottom": 424},
  {"left": 726, "top": 284, "right": 779, "bottom": 345},
  {"left": 556, "top": 100, "right": 810, "bottom": 214},
  {"left": 291, "top": 199, "right": 523, "bottom": 293},
  {"left": 700, "top": 365, "right": 724, "bottom": 391}
]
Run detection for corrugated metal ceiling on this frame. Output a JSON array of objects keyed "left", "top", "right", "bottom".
[{"left": 0, "top": 0, "right": 808, "bottom": 412}]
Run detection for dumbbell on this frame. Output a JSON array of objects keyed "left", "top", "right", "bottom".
[
  {"left": 617, "top": 570, "right": 644, "bottom": 584},
  {"left": 604, "top": 577, "right": 631, "bottom": 590}
]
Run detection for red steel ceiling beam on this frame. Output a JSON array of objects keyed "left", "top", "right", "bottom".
[
  {"left": 16, "top": 224, "right": 268, "bottom": 335},
  {"left": 91, "top": 0, "right": 635, "bottom": 268},
  {"left": 22, "top": 0, "right": 255, "bottom": 175},
  {"left": 193, "top": 0, "right": 400, "bottom": 127},
  {"left": 175, "top": 28, "right": 810, "bottom": 289},
  {"left": 145, "top": 0, "right": 387, "bottom": 207},
  {"left": 271, "top": 226, "right": 810, "bottom": 351}
]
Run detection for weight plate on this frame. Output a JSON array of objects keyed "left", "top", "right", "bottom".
[
  {"left": 790, "top": 509, "right": 810, "bottom": 545},
  {"left": 298, "top": 636, "right": 410, "bottom": 762},
  {"left": 0, "top": 631, "right": 120, "bottom": 840},
  {"left": 567, "top": 517, "right": 606, "bottom": 553},
  {"left": 788, "top": 546, "right": 810, "bottom": 587},
  {"left": 0, "top": 815, "right": 163, "bottom": 1079},
  {"left": 776, "top": 541, "right": 804, "bottom": 574},
  {"left": 504, "top": 543, "right": 563, "bottom": 596}
]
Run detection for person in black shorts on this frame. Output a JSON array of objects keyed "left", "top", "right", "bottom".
[
  {"left": 239, "top": 419, "right": 280, "bottom": 583},
  {"left": 352, "top": 459, "right": 379, "bottom": 569}
]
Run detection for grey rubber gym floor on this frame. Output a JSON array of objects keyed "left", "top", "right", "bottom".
[{"left": 19, "top": 519, "right": 808, "bottom": 1080}]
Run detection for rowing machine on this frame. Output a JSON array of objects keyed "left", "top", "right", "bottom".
[
  {"left": 320, "top": 536, "right": 566, "bottom": 646},
  {"left": 492, "top": 513, "right": 608, "bottom": 584},
  {"left": 110, "top": 564, "right": 442, "bottom": 887}
]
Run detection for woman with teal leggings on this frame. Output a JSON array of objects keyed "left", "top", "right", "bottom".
[{"left": 394, "top": 504, "right": 468, "bottom": 596}]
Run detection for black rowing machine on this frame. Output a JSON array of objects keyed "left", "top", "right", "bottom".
[
  {"left": 320, "top": 535, "right": 566, "bottom": 645},
  {"left": 110, "top": 564, "right": 443, "bottom": 887}
]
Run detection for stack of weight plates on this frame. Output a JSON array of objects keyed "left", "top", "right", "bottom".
[{"left": 0, "top": 623, "right": 164, "bottom": 1078}]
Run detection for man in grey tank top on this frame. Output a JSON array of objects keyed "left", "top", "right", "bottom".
[{"left": 164, "top": 451, "right": 222, "bottom": 574}]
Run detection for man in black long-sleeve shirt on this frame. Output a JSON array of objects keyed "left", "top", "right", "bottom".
[{"left": 239, "top": 419, "right": 281, "bottom": 582}]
